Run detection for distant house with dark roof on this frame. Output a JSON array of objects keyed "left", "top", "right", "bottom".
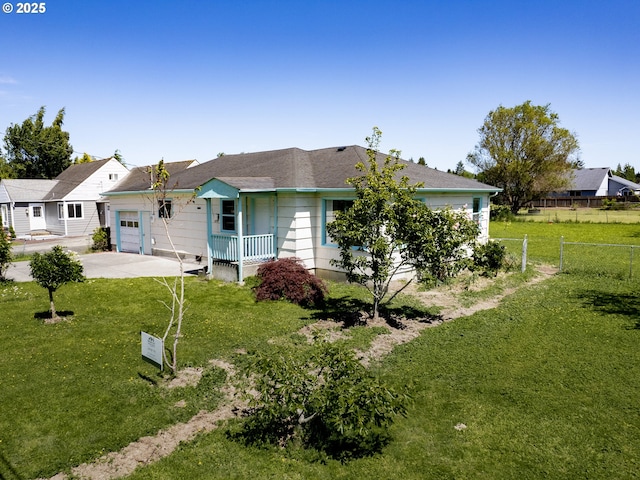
[
  {"left": 558, "top": 168, "right": 640, "bottom": 197},
  {"left": 0, "top": 158, "right": 129, "bottom": 237},
  {"left": 103, "top": 146, "right": 500, "bottom": 281}
]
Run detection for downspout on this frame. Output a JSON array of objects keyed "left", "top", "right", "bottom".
[
  {"left": 273, "top": 192, "right": 278, "bottom": 259},
  {"left": 237, "top": 195, "right": 244, "bottom": 282},
  {"left": 205, "top": 198, "right": 213, "bottom": 278}
]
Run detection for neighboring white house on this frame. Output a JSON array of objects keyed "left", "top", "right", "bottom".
[
  {"left": 104, "top": 146, "right": 500, "bottom": 281},
  {"left": 556, "top": 168, "right": 640, "bottom": 197},
  {"left": 0, "top": 158, "right": 129, "bottom": 237}
]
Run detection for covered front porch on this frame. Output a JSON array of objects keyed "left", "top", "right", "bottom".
[{"left": 198, "top": 177, "right": 277, "bottom": 281}]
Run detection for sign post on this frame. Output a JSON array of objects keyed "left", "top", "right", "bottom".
[{"left": 141, "top": 331, "right": 163, "bottom": 370}]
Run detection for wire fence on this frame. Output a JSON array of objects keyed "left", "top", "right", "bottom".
[
  {"left": 491, "top": 235, "right": 640, "bottom": 280},
  {"left": 559, "top": 237, "right": 640, "bottom": 280},
  {"left": 491, "top": 236, "right": 528, "bottom": 273}
]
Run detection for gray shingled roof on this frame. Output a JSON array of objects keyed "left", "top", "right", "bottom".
[
  {"left": 1, "top": 179, "right": 59, "bottom": 202},
  {"left": 107, "top": 146, "right": 497, "bottom": 194},
  {"left": 108, "top": 160, "right": 197, "bottom": 193},
  {"left": 570, "top": 168, "right": 610, "bottom": 191},
  {"left": 49, "top": 158, "right": 112, "bottom": 199}
]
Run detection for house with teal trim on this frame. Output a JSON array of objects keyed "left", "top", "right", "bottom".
[{"left": 103, "top": 146, "right": 499, "bottom": 281}]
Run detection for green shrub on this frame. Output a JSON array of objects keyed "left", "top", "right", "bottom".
[
  {"left": 91, "top": 226, "right": 110, "bottom": 251},
  {"left": 235, "top": 339, "right": 410, "bottom": 460},
  {"left": 472, "top": 240, "right": 507, "bottom": 276},
  {"left": 0, "top": 225, "right": 12, "bottom": 281},
  {"left": 601, "top": 198, "right": 627, "bottom": 210},
  {"left": 254, "top": 258, "right": 327, "bottom": 307},
  {"left": 9, "top": 225, "right": 16, "bottom": 239},
  {"left": 490, "top": 204, "right": 516, "bottom": 221}
]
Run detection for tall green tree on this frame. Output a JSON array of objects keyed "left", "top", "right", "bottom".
[
  {"left": 73, "top": 152, "right": 93, "bottom": 164},
  {"left": 29, "top": 245, "right": 84, "bottom": 320},
  {"left": 4, "top": 106, "right": 73, "bottom": 179},
  {"left": 467, "top": 101, "right": 580, "bottom": 214},
  {"left": 0, "top": 154, "right": 15, "bottom": 179},
  {"left": 327, "top": 128, "right": 478, "bottom": 319}
]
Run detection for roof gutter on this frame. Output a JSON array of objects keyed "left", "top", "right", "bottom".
[{"left": 102, "top": 189, "right": 195, "bottom": 197}]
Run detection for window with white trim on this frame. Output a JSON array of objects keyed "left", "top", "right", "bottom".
[
  {"left": 57, "top": 202, "right": 83, "bottom": 219},
  {"left": 323, "top": 199, "right": 354, "bottom": 245},
  {"left": 472, "top": 197, "right": 481, "bottom": 225},
  {"left": 0, "top": 205, "right": 8, "bottom": 227}
]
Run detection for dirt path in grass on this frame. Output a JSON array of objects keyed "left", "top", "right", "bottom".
[{"left": 44, "top": 266, "right": 556, "bottom": 480}]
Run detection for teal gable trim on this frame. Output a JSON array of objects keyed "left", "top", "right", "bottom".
[{"left": 197, "top": 179, "right": 240, "bottom": 199}]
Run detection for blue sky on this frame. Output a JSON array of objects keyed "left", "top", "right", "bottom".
[{"left": 1, "top": 0, "right": 638, "bottom": 171}]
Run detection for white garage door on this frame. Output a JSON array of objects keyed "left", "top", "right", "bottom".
[{"left": 119, "top": 212, "right": 140, "bottom": 253}]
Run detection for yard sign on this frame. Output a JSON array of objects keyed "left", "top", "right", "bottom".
[{"left": 141, "top": 331, "right": 163, "bottom": 370}]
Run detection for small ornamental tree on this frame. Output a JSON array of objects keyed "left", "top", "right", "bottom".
[
  {"left": 238, "top": 339, "right": 410, "bottom": 459},
  {"left": 395, "top": 203, "right": 478, "bottom": 284},
  {"left": 327, "top": 127, "right": 479, "bottom": 319},
  {"left": 0, "top": 219, "right": 12, "bottom": 281},
  {"left": 29, "top": 245, "right": 84, "bottom": 319},
  {"left": 254, "top": 257, "right": 327, "bottom": 307}
]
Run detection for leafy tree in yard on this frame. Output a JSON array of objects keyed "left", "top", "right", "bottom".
[
  {"left": 326, "top": 127, "right": 478, "bottom": 319},
  {"left": 467, "top": 101, "right": 580, "bottom": 214},
  {"left": 0, "top": 219, "right": 12, "bottom": 281},
  {"left": 3, "top": 106, "right": 73, "bottom": 179},
  {"left": 237, "top": 338, "right": 410, "bottom": 460},
  {"left": 0, "top": 154, "right": 15, "bottom": 179},
  {"left": 29, "top": 245, "right": 84, "bottom": 319}
]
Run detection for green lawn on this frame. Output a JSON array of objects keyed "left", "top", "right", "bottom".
[
  {"left": 1, "top": 223, "right": 640, "bottom": 478},
  {"left": 124, "top": 270, "right": 640, "bottom": 479},
  {"left": 491, "top": 220, "right": 640, "bottom": 268},
  {"left": 517, "top": 207, "right": 640, "bottom": 224}
]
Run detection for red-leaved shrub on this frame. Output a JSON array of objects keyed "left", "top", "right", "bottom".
[{"left": 254, "top": 257, "right": 327, "bottom": 307}]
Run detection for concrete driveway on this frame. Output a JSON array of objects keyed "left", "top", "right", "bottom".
[{"left": 7, "top": 251, "right": 205, "bottom": 282}]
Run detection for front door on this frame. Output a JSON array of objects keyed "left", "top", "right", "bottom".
[{"left": 29, "top": 203, "right": 47, "bottom": 231}]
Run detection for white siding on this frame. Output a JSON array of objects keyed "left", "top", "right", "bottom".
[
  {"left": 150, "top": 197, "right": 209, "bottom": 261},
  {"left": 109, "top": 193, "right": 208, "bottom": 260},
  {"left": 64, "top": 159, "right": 129, "bottom": 201},
  {"left": 11, "top": 204, "right": 30, "bottom": 236},
  {"left": 276, "top": 193, "right": 316, "bottom": 269}
]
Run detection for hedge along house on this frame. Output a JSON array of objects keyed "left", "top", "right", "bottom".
[
  {"left": 0, "top": 158, "right": 128, "bottom": 238},
  {"left": 103, "top": 146, "right": 500, "bottom": 282}
]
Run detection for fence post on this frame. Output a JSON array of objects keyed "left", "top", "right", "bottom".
[
  {"left": 630, "top": 246, "right": 634, "bottom": 279},
  {"left": 521, "top": 235, "right": 528, "bottom": 273},
  {"left": 559, "top": 236, "right": 564, "bottom": 272}
]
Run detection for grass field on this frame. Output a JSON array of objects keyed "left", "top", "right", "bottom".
[
  {"left": 122, "top": 272, "right": 640, "bottom": 480},
  {"left": 517, "top": 207, "right": 640, "bottom": 224},
  {"left": 1, "top": 222, "right": 640, "bottom": 479}
]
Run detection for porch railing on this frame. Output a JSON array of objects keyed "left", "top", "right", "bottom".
[{"left": 210, "top": 233, "right": 275, "bottom": 263}]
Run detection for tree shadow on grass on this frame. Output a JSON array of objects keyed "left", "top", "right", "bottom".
[
  {"left": 310, "top": 295, "right": 440, "bottom": 329},
  {"left": 310, "top": 295, "right": 371, "bottom": 327},
  {"left": 577, "top": 290, "right": 640, "bottom": 329},
  {"left": 34, "top": 310, "right": 74, "bottom": 322},
  {"left": 381, "top": 304, "right": 442, "bottom": 328},
  {"left": 0, "top": 449, "right": 24, "bottom": 480}
]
